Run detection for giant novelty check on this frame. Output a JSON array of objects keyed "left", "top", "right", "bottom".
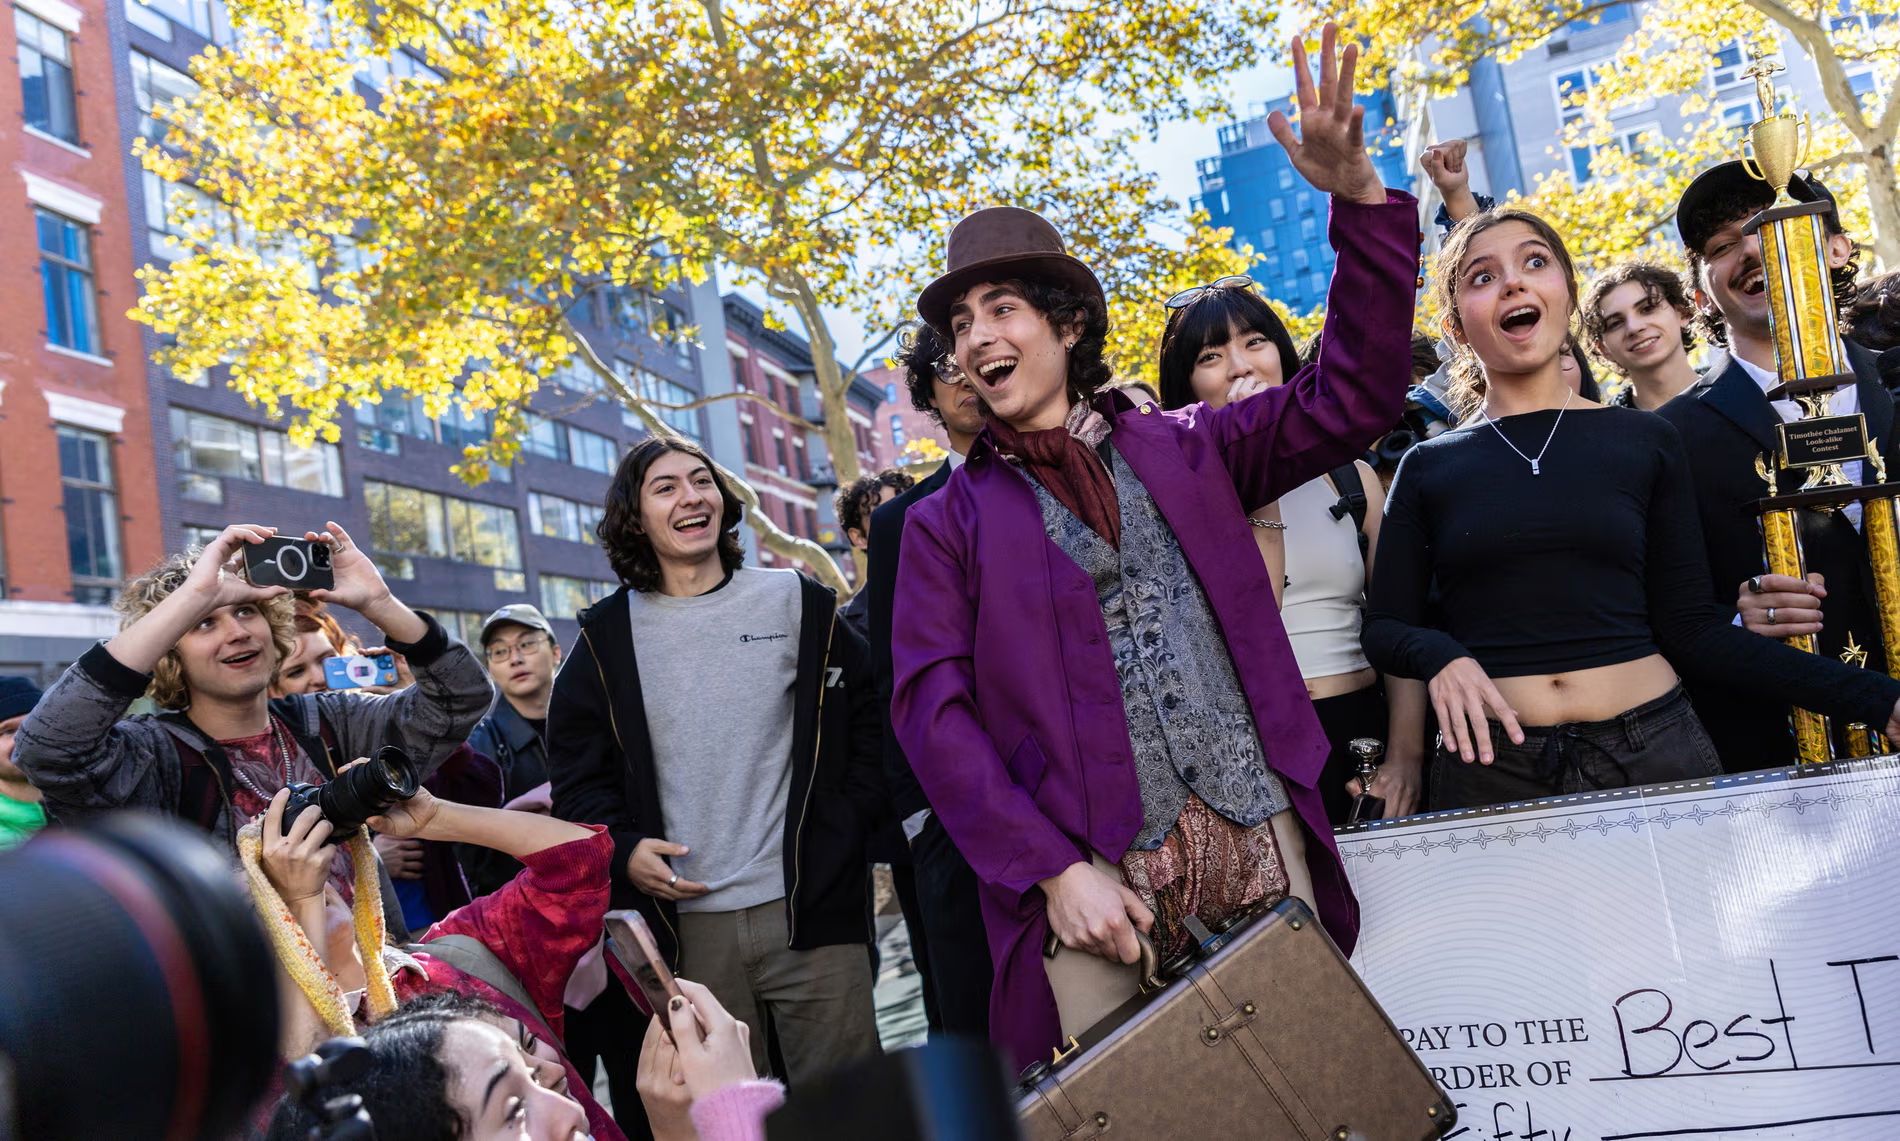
[{"left": 1342, "top": 757, "right": 1900, "bottom": 1141}]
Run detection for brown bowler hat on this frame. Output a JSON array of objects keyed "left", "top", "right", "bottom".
[{"left": 916, "top": 206, "right": 1106, "bottom": 333}]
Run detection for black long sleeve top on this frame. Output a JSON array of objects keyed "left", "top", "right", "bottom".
[{"left": 1362, "top": 407, "right": 1900, "bottom": 728}]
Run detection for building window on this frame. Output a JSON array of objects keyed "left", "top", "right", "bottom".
[
  {"left": 1565, "top": 2, "right": 1631, "bottom": 33},
  {"left": 539, "top": 574, "right": 614, "bottom": 620},
  {"left": 1300, "top": 216, "right": 1317, "bottom": 241},
  {"left": 890, "top": 414, "right": 907, "bottom": 452},
  {"left": 1292, "top": 248, "right": 1311, "bottom": 272},
  {"left": 17, "top": 9, "right": 77, "bottom": 143},
  {"left": 1269, "top": 198, "right": 1287, "bottom": 221},
  {"left": 143, "top": 172, "right": 239, "bottom": 260},
  {"left": 171, "top": 408, "right": 344, "bottom": 502},
  {"left": 528, "top": 492, "right": 602, "bottom": 545},
  {"left": 37, "top": 209, "right": 99, "bottom": 354},
  {"left": 1276, "top": 166, "right": 1294, "bottom": 190},
  {"left": 1709, "top": 39, "right": 1751, "bottom": 89},
  {"left": 59, "top": 426, "right": 121, "bottom": 604},
  {"left": 124, "top": 0, "right": 230, "bottom": 44},
  {"left": 1309, "top": 271, "right": 1326, "bottom": 297},
  {"left": 523, "top": 414, "right": 618, "bottom": 473},
  {"left": 1258, "top": 228, "right": 1277, "bottom": 250},
  {"left": 1555, "top": 68, "right": 1595, "bottom": 183},
  {"left": 624, "top": 364, "right": 704, "bottom": 441},
  {"left": 131, "top": 51, "right": 196, "bottom": 142},
  {"left": 430, "top": 609, "right": 489, "bottom": 647},
  {"left": 363, "top": 480, "right": 522, "bottom": 584}
]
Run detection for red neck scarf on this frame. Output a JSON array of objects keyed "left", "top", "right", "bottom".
[{"left": 988, "top": 401, "right": 1121, "bottom": 549}]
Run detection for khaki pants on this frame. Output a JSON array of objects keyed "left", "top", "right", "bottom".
[
  {"left": 677, "top": 900, "right": 878, "bottom": 1088},
  {"left": 1043, "top": 811, "right": 1314, "bottom": 1041}
]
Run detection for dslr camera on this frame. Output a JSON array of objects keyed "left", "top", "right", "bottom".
[{"left": 282, "top": 745, "right": 420, "bottom": 840}]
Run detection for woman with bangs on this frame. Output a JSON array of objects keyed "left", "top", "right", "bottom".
[
  {"left": 1157, "top": 282, "right": 1427, "bottom": 823},
  {"left": 1360, "top": 207, "right": 1900, "bottom": 810}
]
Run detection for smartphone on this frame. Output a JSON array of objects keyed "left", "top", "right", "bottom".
[
  {"left": 604, "top": 909, "right": 690, "bottom": 1041},
  {"left": 323, "top": 653, "right": 398, "bottom": 690},
  {"left": 243, "top": 535, "right": 334, "bottom": 591}
]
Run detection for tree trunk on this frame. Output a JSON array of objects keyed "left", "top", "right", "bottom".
[
  {"left": 563, "top": 317, "right": 852, "bottom": 594},
  {"left": 783, "top": 275, "right": 872, "bottom": 587},
  {"left": 1858, "top": 143, "right": 1900, "bottom": 271}
]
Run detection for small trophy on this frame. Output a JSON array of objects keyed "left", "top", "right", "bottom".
[
  {"left": 1347, "top": 738, "right": 1385, "bottom": 825},
  {"left": 1739, "top": 45, "right": 1900, "bottom": 761}
]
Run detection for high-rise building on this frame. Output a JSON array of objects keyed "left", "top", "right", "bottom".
[
  {"left": 1193, "top": 88, "right": 1412, "bottom": 316},
  {"left": 0, "top": 0, "right": 748, "bottom": 673},
  {"left": 1396, "top": 4, "right": 1886, "bottom": 253}
]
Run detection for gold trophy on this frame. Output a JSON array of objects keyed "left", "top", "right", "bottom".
[{"left": 1742, "top": 50, "right": 1900, "bottom": 761}]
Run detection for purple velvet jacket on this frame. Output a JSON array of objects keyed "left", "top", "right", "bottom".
[{"left": 889, "top": 192, "right": 1421, "bottom": 1073}]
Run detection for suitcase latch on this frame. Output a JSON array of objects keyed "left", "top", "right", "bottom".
[{"left": 1052, "top": 1034, "right": 1083, "bottom": 1066}]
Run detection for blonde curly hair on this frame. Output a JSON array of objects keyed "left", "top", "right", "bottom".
[{"left": 113, "top": 548, "right": 298, "bottom": 710}]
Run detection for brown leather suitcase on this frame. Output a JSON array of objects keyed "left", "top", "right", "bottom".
[{"left": 1015, "top": 897, "right": 1455, "bottom": 1141}]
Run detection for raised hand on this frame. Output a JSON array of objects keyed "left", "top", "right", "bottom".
[
  {"left": 1266, "top": 23, "right": 1384, "bottom": 205},
  {"left": 1421, "top": 139, "right": 1480, "bottom": 224},
  {"left": 186, "top": 524, "right": 289, "bottom": 613},
  {"left": 302, "top": 521, "right": 390, "bottom": 615}
]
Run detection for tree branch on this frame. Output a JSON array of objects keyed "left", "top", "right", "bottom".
[
  {"left": 561, "top": 313, "right": 849, "bottom": 593},
  {"left": 649, "top": 388, "right": 821, "bottom": 432}
]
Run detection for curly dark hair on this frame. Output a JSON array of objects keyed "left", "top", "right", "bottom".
[
  {"left": 1685, "top": 186, "right": 1858, "bottom": 349},
  {"left": 986, "top": 277, "right": 1113, "bottom": 404},
  {"left": 1410, "top": 332, "right": 1443, "bottom": 382},
  {"left": 1582, "top": 262, "right": 1698, "bottom": 356},
  {"left": 899, "top": 323, "right": 952, "bottom": 426},
  {"left": 598, "top": 436, "right": 746, "bottom": 593},
  {"left": 264, "top": 992, "right": 501, "bottom": 1141},
  {"left": 1843, "top": 270, "right": 1900, "bottom": 351},
  {"left": 834, "top": 468, "right": 916, "bottom": 544}
]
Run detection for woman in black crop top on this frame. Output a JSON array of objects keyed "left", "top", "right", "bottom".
[{"left": 1361, "top": 208, "right": 1900, "bottom": 810}]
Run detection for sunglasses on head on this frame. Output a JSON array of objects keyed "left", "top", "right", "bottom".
[{"left": 1164, "top": 275, "right": 1258, "bottom": 310}]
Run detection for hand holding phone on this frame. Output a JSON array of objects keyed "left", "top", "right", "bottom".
[
  {"left": 606, "top": 910, "right": 697, "bottom": 1043},
  {"left": 243, "top": 535, "right": 335, "bottom": 591},
  {"left": 323, "top": 652, "right": 399, "bottom": 690}
]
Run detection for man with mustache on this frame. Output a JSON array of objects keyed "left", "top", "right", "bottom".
[{"left": 1659, "top": 163, "right": 1900, "bottom": 769}]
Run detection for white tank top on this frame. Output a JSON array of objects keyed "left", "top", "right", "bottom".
[{"left": 1278, "top": 473, "right": 1372, "bottom": 680}]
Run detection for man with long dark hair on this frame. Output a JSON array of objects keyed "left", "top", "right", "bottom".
[
  {"left": 1660, "top": 164, "right": 1900, "bottom": 769},
  {"left": 548, "top": 436, "right": 885, "bottom": 1087}
]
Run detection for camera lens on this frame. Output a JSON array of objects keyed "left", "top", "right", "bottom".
[
  {"left": 310, "top": 543, "right": 332, "bottom": 569},
  {"left": 313, "top": 746, "right": 421, "bottom": 839},
  {"left": 0, "top": 815, "right": 280, "bottom": 1139},
  {"left": 276, "top": 543, "right": 308, "bottom": 583}
]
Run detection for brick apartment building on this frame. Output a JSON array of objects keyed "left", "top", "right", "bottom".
[
  {"left": 0, "top": 0, "right": 747, "bottom": 676},
  {"left": 721, "top": 293, "right": 893, "bottom": 587},
  {"left": 0, "top": 0, "right": 165, "bottom": 675},
  {"left": 863, "top": 360, "right": 950, "bottom": 476}
]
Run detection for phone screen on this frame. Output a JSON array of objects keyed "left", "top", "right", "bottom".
[{"left": 604, "top": 910, "right": 691, "bottom": 1042}]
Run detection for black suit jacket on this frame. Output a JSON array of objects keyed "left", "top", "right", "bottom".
[
  {"left": 867, "top": 460, "right": 953, "bottom": 822},
  {"left": 1656, "top": 341, "right": 1899, "bottom": 769}
]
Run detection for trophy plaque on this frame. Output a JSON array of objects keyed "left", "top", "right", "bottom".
[{"left": 1741, "top": 50, "right": 1900, "bottom": 762}]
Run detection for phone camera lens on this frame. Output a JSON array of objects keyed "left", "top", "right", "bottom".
[{"left": 310, "top": 544, "right": 332, "bottom": 569}]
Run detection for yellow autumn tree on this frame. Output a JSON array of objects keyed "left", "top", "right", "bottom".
[
  {"left": 134, "top": 0, "right": 1273, "bottom": 590},
  {"left": 1297, "top": 0, "right": 1900, "bottom": 270}
]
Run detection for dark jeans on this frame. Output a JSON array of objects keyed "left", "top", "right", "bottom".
[
  {"left": 565, "top": 983, "right": 652, "bottom": 1140},
  {"left": 1432, "top": 686, "right": 1722, "bottom": 811},
  {"left": 1312, "top": 683, "right": 1389, "bottom": 827},
  {"left": 910, "top": 813, "right": 994, "bottom": 1041}
]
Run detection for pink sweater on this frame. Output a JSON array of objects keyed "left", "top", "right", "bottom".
[{"left": 689, "top": 1081, "right": 787, "bottom": 1141}]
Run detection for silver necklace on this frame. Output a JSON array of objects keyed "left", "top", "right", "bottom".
[
  {"left": 1481, "top": 390, "right": 1572, "bottom": 476},
  {"left": 229, "top": 715, "right": 295, "bottom": 801}
]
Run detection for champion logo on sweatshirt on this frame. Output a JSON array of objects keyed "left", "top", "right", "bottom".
[{"left": 738, "top": 632, "right": 790, "bottom": 644}]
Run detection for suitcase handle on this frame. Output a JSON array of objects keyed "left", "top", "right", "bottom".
[{"left": 1041, "top": 928, "right": 1165, "bottom": 994}]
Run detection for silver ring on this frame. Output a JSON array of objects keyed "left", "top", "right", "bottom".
[
  {"left": 1749, "top": 575, "right": 1765, "bottom": 594},
  {"left": 1767, "top": 607, "right": 1778, "bottom": 625},
  {"left": 667, "top": 873, "right": 679, "bottom": 887}
]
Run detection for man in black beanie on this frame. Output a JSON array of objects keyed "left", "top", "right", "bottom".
[{"left": 0, "top": 676, "right": 45, "bottom": 850}]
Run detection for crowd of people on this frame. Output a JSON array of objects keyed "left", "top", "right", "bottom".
[{"left": 8, "top": 20, "right": 1900, "bottom": 1141}]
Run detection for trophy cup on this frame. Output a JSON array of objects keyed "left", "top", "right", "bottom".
[
  {"left": 1347, "top": 738, "right": 1385, "bottom": 824},
  {"left": 1741, "top": 50, "right": 1900, "bottom": 761}
]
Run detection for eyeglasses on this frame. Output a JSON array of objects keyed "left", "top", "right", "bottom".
[
  {"left": 1164, "top": 275, "right": 1258, "bottom": 310},
  {"left": 485, "top": 634, "right": 551, "bottom": 663},
  {"left": 931, "top": 355, "right": 969, "bottom": 384}
]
